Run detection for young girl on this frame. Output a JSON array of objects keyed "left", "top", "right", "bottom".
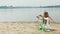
[
  {"left": 39, "top": 11, "right": 51, "bottom": 30},
  {"left": 43, "top": 11, "right": 51, "bottom": 30}
]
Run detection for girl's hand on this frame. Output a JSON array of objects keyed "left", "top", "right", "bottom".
[{"left": 40, "top": 15, "right": 42, "bottom": 17}]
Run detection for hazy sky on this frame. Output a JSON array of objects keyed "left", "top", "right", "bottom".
[{"left": 0, "top": 0, "right": 60, "bottom": 6}]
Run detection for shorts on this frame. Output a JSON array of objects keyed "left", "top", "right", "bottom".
[{"left": 43, "top": 24, "right": 51, "bottom": 29}]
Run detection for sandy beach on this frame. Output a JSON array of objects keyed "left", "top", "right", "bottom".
[{"left": 0, "top": 21, "right": 60, "bottom": 34}]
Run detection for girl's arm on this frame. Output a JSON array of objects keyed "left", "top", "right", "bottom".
[
  {"left": 49, "top": 16, "right": 53, "bottom": 21},
  {"left": 36, "top": 15, "right": 43, "bottom": 18},
  {"left": 36, "top": 15, "right": 44, "bottom": 20},
  {"left": 40, "top": 15, "right": 44, "bottom": 18},
  {"left": 49, "top": 16, "right": 54, "bottom": 23},
  {"left": 49, "top": 19, "right": 50, "bottom": 24}
]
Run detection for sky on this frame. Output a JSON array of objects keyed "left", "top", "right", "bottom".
[{"left": 0, "top": 0, "right": 60, "bottom": 6}]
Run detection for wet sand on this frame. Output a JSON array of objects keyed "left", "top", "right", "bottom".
[{"left": 0, "top": 21, "right": 60, "bottom": 34}]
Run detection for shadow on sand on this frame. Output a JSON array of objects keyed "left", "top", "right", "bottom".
[{"left": 49, "top": 29, "right": 56, "bottom": 32}]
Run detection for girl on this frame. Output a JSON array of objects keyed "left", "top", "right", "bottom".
[{"left": 40, "top": 11, "right": 51, "bottom": 30}]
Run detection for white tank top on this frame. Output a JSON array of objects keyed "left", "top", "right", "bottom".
[{"left": 44, "top": 17, "right": 49, "bottom": 24}]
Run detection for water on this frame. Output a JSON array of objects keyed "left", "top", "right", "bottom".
[{"left": 0, "top": 8, "right": 60, "bottom": 22}]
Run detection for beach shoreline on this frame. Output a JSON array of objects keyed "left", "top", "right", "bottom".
[{"left": 0, "top": 21, "right": 60, "bottom": 34}]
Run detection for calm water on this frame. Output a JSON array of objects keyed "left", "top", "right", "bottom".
[{"left": 0, "top": 8, "right": 60, "bottom": 22}]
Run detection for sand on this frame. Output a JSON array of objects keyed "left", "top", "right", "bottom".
[{"left": 0, "top": 21, "right": 60, "bottom": 34}]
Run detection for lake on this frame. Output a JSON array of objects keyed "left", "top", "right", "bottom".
[{"left": 0, "top": 8, "right": 60, "bottom": 22}]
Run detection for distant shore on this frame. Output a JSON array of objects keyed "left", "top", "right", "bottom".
[{"left": 0, "top": 5, "right": 60, "bottom": 9}]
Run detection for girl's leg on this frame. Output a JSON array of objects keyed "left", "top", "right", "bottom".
[{"left": 43, "top": 24, "right": 51, "bottom": 30}]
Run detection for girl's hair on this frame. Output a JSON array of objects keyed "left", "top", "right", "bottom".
[
  {"left": 44, "top": 11, "right": 49, "bottom": 18},
  {"left": 43, "top": 11, "right": 49, "bottom": 24}
]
